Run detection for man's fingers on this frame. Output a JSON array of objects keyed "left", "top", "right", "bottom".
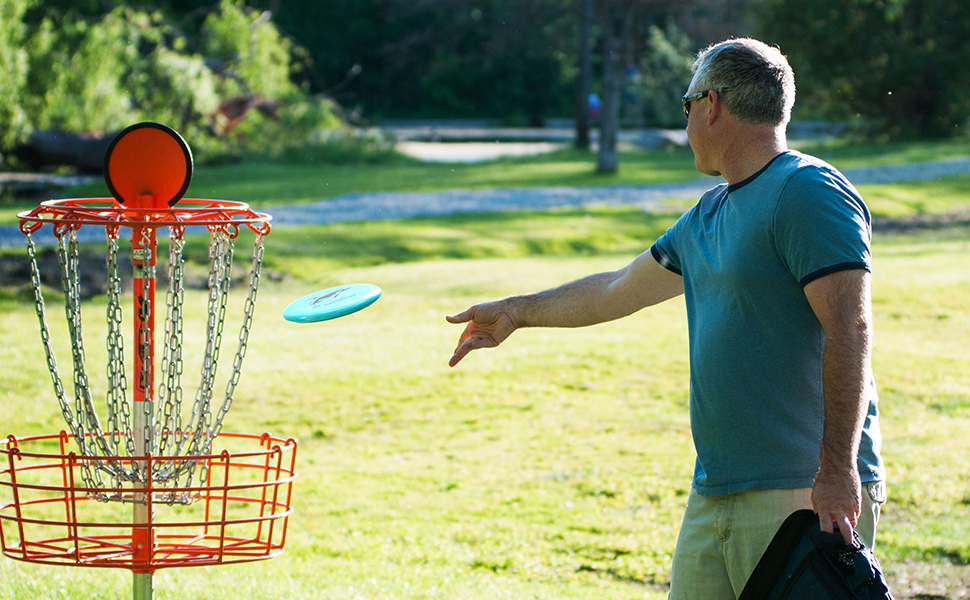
[
  {"left": 446, "top": 302, "right": 513, "bottom": 367},
  {"left": 817, "top": 512, "right": 856, "bottom": 546},
  {"left": 836, "top": 515, "right": 855, "bottom": 545},
  {"left": 449, "top": 336, "right": 496, "bottom": 367},
  {"left": 445, "top": 308, "right": 474, "bottom": 324},
  {"left": 448, "top": 345, "right": 469, "bottom": 368}
]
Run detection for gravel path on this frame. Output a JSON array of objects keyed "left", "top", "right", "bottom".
[{"left": 3, "top": 156, "right": 970, "bottom": 249}]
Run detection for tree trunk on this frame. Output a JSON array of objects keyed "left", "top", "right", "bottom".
[
  {"left": 597, "top": 26, "right": 622, "bottom": 173},
  {"left": 574, "top": 0, "right": 595, "bottom": 150}
]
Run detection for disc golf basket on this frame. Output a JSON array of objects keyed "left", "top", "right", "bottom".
[{"left": 0, "top": 123, "right": 297, "bottom": 600}]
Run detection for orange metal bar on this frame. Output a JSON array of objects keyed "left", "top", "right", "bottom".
[
  {"left": 217, "top": 450, "right": 231, "bottom": 563},
  {"left": 66, "top": 452, "right": 81, "bottom": 564},
  {"left": 57, "top": 432, "right": 73, "bottom": 552},
  {"left": 18, "top": 198, "right": 272, "bottom": 237},
  {"left": 278, "top": 438, "right": 298, "bottom": 551},
  {"left": 3, "top": 439, "right": 26, "bottom": 560},
  {"left": 131, "top": 195, "right": 157, "bottom": 578}
]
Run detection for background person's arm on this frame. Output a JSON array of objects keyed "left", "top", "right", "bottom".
[
  {"left": 803, "top": 268, "right": 873, "bottom": 545},
  {"left": 447, "top": 250, "right": 683, "bottom": 367}
]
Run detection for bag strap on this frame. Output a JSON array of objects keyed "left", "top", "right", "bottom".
[{"left": 738, "top": 509, "right": 819, "bottom": 600}]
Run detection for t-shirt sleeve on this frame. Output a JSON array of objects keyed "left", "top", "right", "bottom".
[
  {"left": 651, "top": 227, "right": 683, "bottom": 275},
  {"left": 773, "top": 166, "right": 872, "bottom": 287},
  {"left": 650, "top": 202, "right": 700, "bottom": 276}
]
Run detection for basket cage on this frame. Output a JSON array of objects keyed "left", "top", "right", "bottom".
[
  {"left": 4, "top": 196, "right": 300, "bottom": 572},
  {"left": 1, "top": 432, "right": 297, "bottom": 571}
]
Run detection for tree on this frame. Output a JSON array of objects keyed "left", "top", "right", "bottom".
[
  {"left": 754, "top": 0, "right": 970, "bottom": 139},
  {"left": 0, "top": 0, "right": 35, "bottom": 149},
  {"left": 573, "top": 0, "right": 595, "bottom": 149},
  {"left": 595, "top": 0, "right": 678, "bottom": 173}
]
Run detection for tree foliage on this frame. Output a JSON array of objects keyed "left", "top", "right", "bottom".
[
  {"left": 754, "top": 0, "right": 970, "bottom": 139},
  {"left": 4, "top": 0, "right": 345, "bottom": 165},
  {"left": 263, "top": 0, "right": 578, "bottom": 124},
  {"left": 0, "top": 0, "right": 35, "bottom": 149},
  {"left": 23, "top": 8, "right": 219, "bottom": 136},
  {"left": 3, "top": 0, "right": 760, "bottom": 172},
  {"left": 637, "top": 24, "right": 694, "bottom": 128}
]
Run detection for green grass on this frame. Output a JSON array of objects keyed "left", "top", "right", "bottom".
[
  {"left": 65, "top": 148, "right": 702, "bottom": 208},
  {"left": 256, "top": 207, "right": 685, "bottom": 276},
  {"left": 859, "top": 173, "right": 970, "bottom": 218},
  {"left": 1, "top": 147, "right": 698, "bottom": 225},
  {"left": 3, "top": 136, "right": 970, "bottom": 597},
  {"left": 2, "top": 209, "right": 970, "bottom": 598},
  {"left": 4, "top": 136, "right": 970, "bottom": 227},
  {"left": 795, "top": 137, "right": 970, "bottom": 169}
]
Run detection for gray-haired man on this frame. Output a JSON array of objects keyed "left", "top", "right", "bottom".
[{"left": 447, "top": 38, "right": 885, "bottom": 598}]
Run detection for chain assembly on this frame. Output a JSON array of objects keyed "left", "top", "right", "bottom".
[{"left": 21, "top": 202, "right": 271, "bottom": 505}]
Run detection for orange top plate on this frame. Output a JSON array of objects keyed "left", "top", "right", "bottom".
[{"left": 104, "top": 122, "right": 193, "bottom": 207}]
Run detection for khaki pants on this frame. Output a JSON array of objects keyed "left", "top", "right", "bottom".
[{"left": 669, "top": 482, "right": 885, "bottom": 599}]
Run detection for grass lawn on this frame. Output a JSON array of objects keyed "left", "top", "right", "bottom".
[
  {"left": 4, "top": 135, "right": 970, "bottom": 227},
  {"left": 1, "top": 204, "right": 969, "bottom": 598}
]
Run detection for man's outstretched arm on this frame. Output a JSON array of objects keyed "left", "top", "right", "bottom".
[{"left": 446, "top": 250, "right": 683, "bottom": 367}]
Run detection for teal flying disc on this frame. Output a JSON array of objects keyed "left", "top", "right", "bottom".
[{"left": 283, "top": 284, "right": 382, "bottom": 323}]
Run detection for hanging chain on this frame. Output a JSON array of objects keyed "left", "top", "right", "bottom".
[
  {"left": 104, "top": 232, "right": 130, "bottom": 460},
  {"left": 103, "top": 231, "right": 133, "bottom": 494},
  {"left": 210, "top": 233, "right": 264, "bottom": 443},
  {"left": 155, "top": 230, "right": 186, "bottom": 458},
  {"left": 153, "top": 230, "right": 188, "bottom": 492},
  {"left": 175, "top": 228, "right": 233, "bottom": 490},
  {"left": 27, "top": 233, "right": 78, "bottom": 437},
  {"left": 133, "top": 225, "right": 155, "bottom": 483},
  {"left": 57, "top": 230, "right": 109, "bottom": 495}
]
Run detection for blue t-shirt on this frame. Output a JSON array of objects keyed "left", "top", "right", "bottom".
[{"left": 651, "top": 150, "right": 885, "bottom": 496}]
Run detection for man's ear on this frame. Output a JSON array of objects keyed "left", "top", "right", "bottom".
[{"left": 707, "top": 90, "right": 725, "bottom": 125}]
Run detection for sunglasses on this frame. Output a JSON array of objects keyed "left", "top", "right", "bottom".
[{"left": 682, "top": 88, "right": 730, "bottom": 119}]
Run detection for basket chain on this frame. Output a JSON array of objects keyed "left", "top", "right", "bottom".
[
  {"left": 25, "top": 223, "right": 266, "bottom": 504},
  {"left": 105, "top": 231, "right": 133, "bottom": 463},
  {"left": 174, "top": 229, "right": 233, "bottom": 490},
  {"left": 26, "top": 233, "right": 77, "bottom": 435},
  {"left": 212, "top": 233, "right": 265, "bottom": 441},
  {"left": 57, "top": 231, "right": 109, "bottom": 492},
  {"left": 155, "top": 230, "right": 186, "bottom": 459},
  {"left": 153, "top": 231, "right": 193, "bottom": 499}
]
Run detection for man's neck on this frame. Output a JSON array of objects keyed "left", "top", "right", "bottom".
[{"left": 715, "top": 125, "right": 788, "bottom": 185}]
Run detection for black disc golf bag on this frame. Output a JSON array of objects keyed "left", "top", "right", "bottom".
[{"left": 738, "top": 509, "right": 894, "bottom": 600}]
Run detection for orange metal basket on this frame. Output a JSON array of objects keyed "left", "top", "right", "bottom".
[
  {"left": 18, "top": 197, "right": 273, "bottom": 236},
  {"left": 1, "top": 432, "right": 297, "bottom": 572}
]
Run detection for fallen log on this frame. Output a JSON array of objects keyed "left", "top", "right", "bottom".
[{"left": 13, "top": 130, "right": 116, "bottom": 173}]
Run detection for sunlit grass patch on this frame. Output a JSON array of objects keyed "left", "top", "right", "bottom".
[{"left": 3, "top": 227, "right": 970, "bottom": 597}]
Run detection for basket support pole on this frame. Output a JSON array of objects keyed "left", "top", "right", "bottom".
[{"left": 132, "top": 194, "right": 157, "bottom": 599}]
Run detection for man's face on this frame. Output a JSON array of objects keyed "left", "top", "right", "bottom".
[
  {"left": 685, "top": 75, "right": 712, "bottom": 175},
  {"left": 684, "top": 72, "right": 725, "bottom": 177}
]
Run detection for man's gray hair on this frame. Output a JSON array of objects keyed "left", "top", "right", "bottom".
[{"left": 691, "top": 38, "right": 795, "bottom": 126}]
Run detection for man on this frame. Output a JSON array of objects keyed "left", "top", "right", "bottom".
[{"left": 446, "top": 38, "right": 885, "bottom": 598}]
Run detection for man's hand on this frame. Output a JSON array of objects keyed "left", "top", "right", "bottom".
[
  {"left": 446, "top": 301, "right": 518, "bottom": 367},
  {"left": 813, "top": 463, "right": 861, "bottom": 545},
  {"left": 445, "top": 251, "right": 684, "bottom": 368}
]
